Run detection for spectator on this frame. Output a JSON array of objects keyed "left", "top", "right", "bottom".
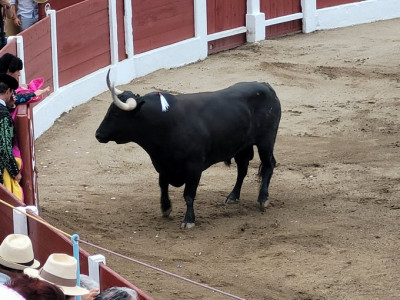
[
  {"left": 6, "top": 273, "right": 65, "bottom": 300},
  {"left": 9, "top": 0, "right": 38, "bottom": 31},
  {"left": 80, "top": 275, "right": 138, "bottom": 300},
  {"left": 95, "top": 287, "right": 138, "bottom": 300},
  {"left": 79, "top": 275, "right": 100, "bottom": 300},
  {"left": 0, "top": 234, "right": 41, "bottom": 284},
  {"left": 0, "top": 53, "right": 49, "bottom": 200},
  {"left": 24, "top": 253, "right": 91, "bottom": 299},
  {"left": 0, "top": 0, "right": 12, "bottom": 49},
  {"left": 0, "top": 73, "right": 21, "bottom": 189},
  {"left": 0, "top": 53, "right": 50, "bottom": 106}
]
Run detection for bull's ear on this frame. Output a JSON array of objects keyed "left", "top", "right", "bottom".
[{"left": 135, "top": 100, "right": 145, "bottom": 111}]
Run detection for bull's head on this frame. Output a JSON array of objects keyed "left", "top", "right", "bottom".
[{"left": 95, "top": 70, "right": 143, "bottom": 144}]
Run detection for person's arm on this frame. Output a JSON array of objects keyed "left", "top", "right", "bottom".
[
  {"left": 0, "top": 0, "right": 11, "bottom": 6},
  {"left": 9, "top": 1, "right": 20, "bottom": 27},
  {"left": 14, "top": 92, "right": 36, "bottom": 105},
  {"left": 81, "top": 289, "right": 100, "bottom": 300},
  {"left": 1, "top": 0, "right": 13, "bottom": 19},
  {"left": 0, "top": 117, "right": 20, "bottom": 179},
  {"left": 15, "top": 86, "right": 50, "bottom": 104},
  {"left": 34, "top": 86, "right": 50, "bottom": 96}
]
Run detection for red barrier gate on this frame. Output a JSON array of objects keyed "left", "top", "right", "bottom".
[{"left": 14, "top": 104, "right": 39, "bottom": 206}]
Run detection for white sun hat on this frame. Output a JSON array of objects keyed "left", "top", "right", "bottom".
[
  {"left": 24, "top": 253, "right": 89, "bottom": 296},
  {"left": 0, "top": 234, "right": 40, "bottom": 270}
]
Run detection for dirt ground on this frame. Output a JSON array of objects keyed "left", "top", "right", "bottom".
[{"left": 36, "top": 19, "right": 400, "bottom": 300}]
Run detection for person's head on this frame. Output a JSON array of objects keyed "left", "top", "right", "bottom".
[
  {"left": 94, "top": 287, "right": 138, "bottom": 300},
  {"left": 24, "top": 253, "right": 90, "bottom": 298},
  {"left": 6, "top": 273, "right": 65, "bottom": 300},
  {"left": 0, "top": 53, "right": 23, "bottom": 82},
  {"left": 0, "top": 234, "right": 41, "bottom": 275},
  {"left": 0, "top": 73, "right": 19, "bottom": 106}
]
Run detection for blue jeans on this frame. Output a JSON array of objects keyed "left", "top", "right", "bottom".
[{"left": 19, "top": 14, "right": 39, "bottom": 31}]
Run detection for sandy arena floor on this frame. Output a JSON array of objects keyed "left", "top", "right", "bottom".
[{"left": 36, "top": 18, "right": 400, "bottom": 300}]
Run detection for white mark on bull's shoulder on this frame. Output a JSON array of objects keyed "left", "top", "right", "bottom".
[{"left": 159, "top": 93, "right": 170, "bottom": 112}]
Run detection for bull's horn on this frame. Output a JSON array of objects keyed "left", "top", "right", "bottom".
[
  {"left": 106, "top": 69, "right": 123, "bottom": 95},
  {"left": 114, "top": 87, "right": 124, "bottom": 95},
  {"left": 107, "top": 69, "right": 137, "bottom": 111},
  {"left": 111, "top": 86, "right": 137, "bottom": 111}
]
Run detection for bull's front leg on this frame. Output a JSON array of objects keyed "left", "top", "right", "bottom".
[
  {"left": 159, "top": 174, "right": 172, "bottom": 217},
  {"left": 181, "top": 170, "right": 201, "bottom": 229}
]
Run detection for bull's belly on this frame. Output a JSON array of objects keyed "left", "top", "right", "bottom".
[{"left": 152, "top": 141, "right": 253, "bottom": 187}]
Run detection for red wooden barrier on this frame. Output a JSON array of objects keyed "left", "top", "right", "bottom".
[
  {"left": 132, "top": 0, "right": 195, "bottom": 54},
  {"left": 19, "top": 18, "right": 53, "bottom": 93},
  {"left": 99, "top": 264, "right": 154, "bottom": 300},
  {"left": 0, "top": 185, "right": 24, "bottom": 241},
  {"left": 0, "top": 37, "right": 17, "bottom": 55},
  {"left": 56, "top": 0, "right": 111, "bottom": 86},
  {"left": 207, "top": 0, "right": 246, "bottom": 54},
  {"left": 261, "top": 0, "right": 302, "bottom": 38},
  {"left": 14, "top": 104, "right": 38, "bottom": 206}
]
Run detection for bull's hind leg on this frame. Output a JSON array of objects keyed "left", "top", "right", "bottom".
[
  {"left": 226, "top": 146, "right": 254, "bottom": 204},
  {"left": 159, "top": 174, "right": 172, "bottom": 217},
  {"left": 256, "top": 145, "right": 277, "bottom": 212}
]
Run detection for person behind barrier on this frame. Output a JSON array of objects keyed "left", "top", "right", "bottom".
[
  {"left": 0, "top": 234, "right": 41, "bottom": 285},
  {"left": 9, "top": 0, "right": 38, "bottom": 31},
  {"left": 0, "top": 53, "right": 49, "bottom": 201},
  {"left": 94, "top": 287, "right": 138, "bottom": 300},
  {"left": 24, "top": 253, "right": 92, "bottom": 299},
  {"left": 0, "top": 53, "right": 50, "bottom": 105},
  {"left": 0, "top": 73, "right": 21, "bottom": 187},
  {"left": 80, "top": 274, "right": 139, "bottom": 300},
  {"left": 6, "top": 273, "right": 65, "bottom": 299},
  {"left": 0, "top": 0, "right": 13, "bottom": 49}
]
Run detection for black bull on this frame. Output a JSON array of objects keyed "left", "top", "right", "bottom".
[{"left": 96, "top": 71, "right": 281, "bottom": 229}]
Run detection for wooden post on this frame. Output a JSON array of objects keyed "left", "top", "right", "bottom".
[{"left": 14, "top": 104, "right": 39, "bottom": 207}]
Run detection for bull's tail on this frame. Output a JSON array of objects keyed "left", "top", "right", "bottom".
[{"left": 257, "top": 154, "right": 277, "bottom": 180}]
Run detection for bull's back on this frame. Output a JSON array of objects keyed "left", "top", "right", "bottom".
[{"left": 174, "top": 82, "right": 280, "bottom": 164}]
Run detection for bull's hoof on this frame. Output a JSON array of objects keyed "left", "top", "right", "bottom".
[
  {"left": 225, "top": 198, "right": 239, "bottom": 204},
  {"left": 257, "top": 199, "right": 271, "bottom": 212},
  {"left": 162, "top": 207, "right": 172, "bottom": 217},
  {"left": 181, "top": 222, "right": 195, "bottom": 229}
]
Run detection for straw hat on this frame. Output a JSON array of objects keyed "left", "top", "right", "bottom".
[
  {"left": 24, "top": 253, "right": 89, "bottom": 296},
  {"left": 0, "top": 234, "right": 40, "bottom": 270}
]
